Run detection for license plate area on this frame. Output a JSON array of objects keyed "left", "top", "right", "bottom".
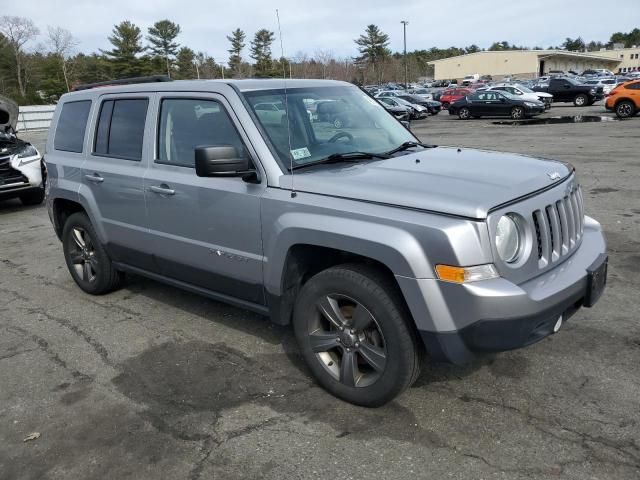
[{"left": 585, "top": 254, "right": 608, "bottom": 307}]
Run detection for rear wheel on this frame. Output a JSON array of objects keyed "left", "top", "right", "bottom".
[
  {"left": 19, "top": 188, "right": 45, "bottom": 206},
  {"left": 574, "top": 94, "right": 588, "bottom": 107},
  {"left": 615, "top": 100, "right": 636, "bottom": 119},
  {"left": 458, "top": 107, "right": 471, "bottom": 120},
  {"left": 293, "top": 264, "right": 422, "bottom": 407},
  {"left": 62, "top": 212, "right": 123, "bottom": 295},
  {"left": 510, "top": 106, "right": 525, "bottom": 119}
]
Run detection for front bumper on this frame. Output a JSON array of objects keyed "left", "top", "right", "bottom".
[{"left": 397, "top": 217, "right": 607, "bottom": 364}]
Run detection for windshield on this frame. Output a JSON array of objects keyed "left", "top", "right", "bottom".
[
  {"left": 243, "top": 86, "right": 416, "bottom": 170},
  {"left": 515, "top": 84, "right": 535, "bottom": 93}
]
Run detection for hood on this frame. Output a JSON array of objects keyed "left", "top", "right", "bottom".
[
  {"left": 0, "top": 95, "right": 18, "bottom": 132},
  {"left": 278, "top": 147, "right": 572, "bottom": 219}
]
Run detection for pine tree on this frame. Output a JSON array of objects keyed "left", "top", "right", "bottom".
[
  {"left": 354, "top": 25, "right": 390, "bottom": 84},
  {"left": 147, "top": 19, "right": 181, "bottom": 77},
  {"left": 175, "top": 46, "right": 196, "bottom": 79},
  {"left": 250, "top": 29, "right": 275, "bottom": 76},
  {"left": 227, "top": 28, "right": 245, "bottom": 77},
  {"left": 101, "top": 21, "right": 145, "bottom": 78}
]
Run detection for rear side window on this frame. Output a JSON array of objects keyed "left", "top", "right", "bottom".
[
  {"left": 94, "top": 98, "right": 148, "bottom": 161},
  {"left": 54, "top": 100, "right": 92, "bottom": 153},
  {"left": 625, "top": 82, "right": 640, "bottom": 90}
]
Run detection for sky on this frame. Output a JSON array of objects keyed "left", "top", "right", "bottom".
[{"left": 7, "top": 0, "right": 640, "bottom": 63}]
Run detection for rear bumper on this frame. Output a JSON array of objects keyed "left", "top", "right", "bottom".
[{"left": 398, "top": 217, "right": 607, "bottom": 364}]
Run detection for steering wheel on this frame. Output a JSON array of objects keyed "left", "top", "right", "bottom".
[{"left": 328, "top": 131, "right": 354, "bottom": 143}]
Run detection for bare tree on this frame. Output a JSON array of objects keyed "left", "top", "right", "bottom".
[
  {"left": 47, "top": 26, "right": 78, "bottom": 92},
  {"left": 314, "top": 49, "right": 333, "bottom": 79},
  {"left": 0, "top": 16, "right": 39, "bottom": 97}
]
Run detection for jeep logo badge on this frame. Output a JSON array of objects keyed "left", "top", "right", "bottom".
[{"left": 547, "top": 171, "right": 562, "bottom": 181}]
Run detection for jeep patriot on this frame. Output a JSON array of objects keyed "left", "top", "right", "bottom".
[{"left": 45, "top": 78, "right": 607, "bottom": 406}]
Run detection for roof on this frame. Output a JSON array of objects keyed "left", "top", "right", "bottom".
[
  {"left": 65, "top": 78, "right": 351, "bottom": 97},
  {"left": 427, "top": 49, "right": 622, "bottom": 65}
]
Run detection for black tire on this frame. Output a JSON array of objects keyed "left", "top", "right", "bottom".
[
  {"left": 19, "top": 188, "right": 45, "bottom": 206},
  {"left": 458, "top": 107, "right": 471, "bottom": 120},
  {"left": 442, "top": 102, "right": 450, "bottom": 109},
  {"left": 293, "top": 264, "right": 422, "bottom": 407},
  {"left": 62, "top": 212, "right": 123, "bottom": 295},
  {"left": 574, "top": 94, "right": 588, "bottom": 107},
  {"left": 511, "top": 106, "right": 525, "bottom": 119},
  {"left": 615, "top": 100, "right": 636, "bottom": 119}
]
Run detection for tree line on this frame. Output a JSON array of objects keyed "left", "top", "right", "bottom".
[{"left": 0, "top": 15, "right": 638, "bottom": 105}]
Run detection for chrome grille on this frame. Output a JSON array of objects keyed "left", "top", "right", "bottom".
[{"left": 532, "top": 185, "right": 584, "bottom": 268}]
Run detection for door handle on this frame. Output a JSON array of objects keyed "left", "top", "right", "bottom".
[
  {"left": 85, "top": 174, "right": 104, "bottom": 183},
  {"left": 149, "top": 185, "right": 176, "bottom": 196}
]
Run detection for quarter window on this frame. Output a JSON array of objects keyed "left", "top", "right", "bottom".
[
  {"left": 54, "top": 100, "right": 91, "bottom": 153},
  {"left": 94, "top": 98, "right": 149, "bottom": 161},
  {"left": 157, "top": 98, "right": 246, "bottom": 168}
]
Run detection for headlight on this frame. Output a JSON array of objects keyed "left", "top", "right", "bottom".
[
  {"left": 524, "top": 102, "right": 538, "bottom": 107},
  {"left": 17, "top": 144, "right": 40, "bottom": 166},
  {"left": 496, "top": 215, "right": 521, "bottom": 263},
  {"left": 590, "top": 88, "right": 596, "bottom": 94}
]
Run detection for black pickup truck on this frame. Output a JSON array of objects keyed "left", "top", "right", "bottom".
[{"left": 534, "top": 77, "right": 604, "bottom": 106}]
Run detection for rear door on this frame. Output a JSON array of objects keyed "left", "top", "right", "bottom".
[
  {"left": 82, "top": 93, "right": 154, "bottom": 270},
  {"left": 143, "top": 92, "right": 266, "bottom": 304}
]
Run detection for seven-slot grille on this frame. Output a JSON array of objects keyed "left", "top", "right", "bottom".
[{"left": 532, "top": 185, "right": 584, "bottom": 268}]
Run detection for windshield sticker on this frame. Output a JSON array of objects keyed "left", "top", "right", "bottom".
[{"left": 290, "top": 147, "right": 311, "bottom": 160}]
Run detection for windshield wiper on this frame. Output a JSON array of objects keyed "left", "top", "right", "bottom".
[
  {"left": 384, "top": 141, "right": 436, "bottom": 156},
  {"left": 290, "top": 151, "right": 390, "bottom": 171}
]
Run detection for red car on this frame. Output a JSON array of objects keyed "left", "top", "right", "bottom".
[{"left": 439, "top": 88, "right": 472, "bottom": 109}]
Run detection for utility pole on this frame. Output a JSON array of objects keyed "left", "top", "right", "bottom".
[{"left": 401, "top": 20, "right": 409, "bottom": 88}]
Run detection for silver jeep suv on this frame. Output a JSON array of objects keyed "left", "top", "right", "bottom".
[{"left": 45, "top": 78, "right": 607, "bottom": 406}]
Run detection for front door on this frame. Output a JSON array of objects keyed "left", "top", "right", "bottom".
[{"left": 144, "top": 93, "right": 266, "bottom": 304}]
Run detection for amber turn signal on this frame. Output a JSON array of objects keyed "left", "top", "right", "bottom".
[{"left": 435, "top": 264, "right": 499, "bottom": 283}]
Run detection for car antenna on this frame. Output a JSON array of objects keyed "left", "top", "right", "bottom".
[{"left": 276, "top": 9, "right": 296, "bottom": 198}]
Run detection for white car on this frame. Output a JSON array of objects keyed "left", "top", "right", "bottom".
[
  {"left": 0, "top": 98, "right": 45, "bottom": 206},
  {"left": 581, "top": 78, "right": 617, "bottom": 95},
  {"left": 486, "top": 83, "right": 554, "bottom": 109}
]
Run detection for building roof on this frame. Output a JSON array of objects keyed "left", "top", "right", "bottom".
[{"left": 427, "top": 49, "right": 621, "bottom": 65}]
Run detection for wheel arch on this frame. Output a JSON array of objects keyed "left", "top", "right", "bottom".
[
  {"left": 51, "top": 197, "right": 87, "bottom": 240},
  {"left": 266, "top": 243, "right": 412, "bottom": 328}
]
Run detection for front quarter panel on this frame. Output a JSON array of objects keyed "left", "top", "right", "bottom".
[{"left": 261, "top": 187, "right": 493, "bottom": 304}]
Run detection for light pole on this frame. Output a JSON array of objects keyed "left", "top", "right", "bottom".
[{"left": 401, "top": 20, "right": 409, "bottom": 87}]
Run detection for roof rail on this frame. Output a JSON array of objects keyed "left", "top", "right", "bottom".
[{"left": 73, "top": 75, "right": 172, "bottom": 91}]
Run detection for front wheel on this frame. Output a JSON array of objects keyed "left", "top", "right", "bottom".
[
  {"left": 615, "top": 100, "right": 636, "bottom": 119},
  {"left": 511, "top": 106, "right": 525, "bottom": 119},
  {"left": 62, "top": 212, "right": 123, "bottom": 295},
  {"left": 574, "top": 94, "right": 588, "bottom": 107},
  {"left": 293, "top": 264, "right": 422, "bottom": 407},
  {"left": 458, "top": 107, "right": 471, "bottom": 120}
]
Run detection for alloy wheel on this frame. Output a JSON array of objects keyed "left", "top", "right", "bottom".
[
  {"left": 308, "top": 294, "right": 387, "bottom": 388},
  {"left": 67, "top": 227, "right": 98, "bottom": 283},
  {"left": 511, "top": 107, "right": 524, "bottom": 119},
  {"left": 617, "top": 102, "right": 633, "bottom": 118}
]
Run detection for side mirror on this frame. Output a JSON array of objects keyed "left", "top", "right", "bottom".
[{"left": 195, "top": 145, "right": 251, "bottom": 177}]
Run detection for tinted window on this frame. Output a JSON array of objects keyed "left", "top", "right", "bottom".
[
  {"left": 54, "top": 100, "right": 91, "bottom": 153},
  {"left": 626, "top": 82, "right": 640, "bottom": 90},
  {"left": 157, "top": 98, "right": 246, "bottom": 168},
  {"left": 94, "top": 98, "right": 148, "bottom": 160}
]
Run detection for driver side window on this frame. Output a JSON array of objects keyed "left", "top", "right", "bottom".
[{"left": 157, "top": 98, "right": 246, "bottom": 168}]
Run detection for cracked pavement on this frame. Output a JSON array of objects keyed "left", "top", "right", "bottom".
[{"left": 1, "top": 105, "right": 639, "bottom": 479}]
